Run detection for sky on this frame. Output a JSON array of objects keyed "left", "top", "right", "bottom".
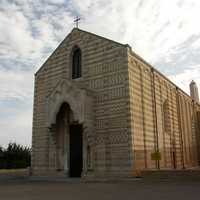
[{"left": 0, "top": 0, "right": 200, "bottom": 147}]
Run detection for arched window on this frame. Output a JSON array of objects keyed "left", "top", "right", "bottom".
[{"left": 72, "top": 47, "right": 81, "bottom": 79}]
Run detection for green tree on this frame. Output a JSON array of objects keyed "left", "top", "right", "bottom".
[
  {"left": 0, "top": 146, "right": 5, "bottom": 168},
  {"left": 0, "top": 143, "right": 31, "bottom": 169}
]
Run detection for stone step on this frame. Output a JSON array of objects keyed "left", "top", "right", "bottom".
[{"left": 141, "top": 169, "right": 200, "bottom": 180}]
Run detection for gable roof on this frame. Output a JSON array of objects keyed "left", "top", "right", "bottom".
[
  {"left": 34, "top": 28, "right": 199, "bottom": 104},
  {"left": 75, "top": 28, "right": 127, "bottom": 47},
  {"left": 35, "top": 28, "right": 127, "bottom": 75}
]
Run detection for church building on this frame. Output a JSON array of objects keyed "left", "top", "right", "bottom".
[{"left": 32, "top": 28, "right": 200, "bottom": 178}]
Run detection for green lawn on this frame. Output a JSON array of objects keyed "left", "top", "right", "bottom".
[{"left": 0, "top": 168, "right": 28, "bottom": 176}]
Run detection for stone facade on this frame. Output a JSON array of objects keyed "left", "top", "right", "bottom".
[{"left": 32, "top": 28, "right": 200, "bottom": 178}]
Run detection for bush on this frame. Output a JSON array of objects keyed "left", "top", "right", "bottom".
[{"left": 0, "top": 143, "right": 31, "bottom": 169}]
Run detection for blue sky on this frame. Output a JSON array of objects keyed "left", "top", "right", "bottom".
[{"left": 0, "top": 0, "right": 200, "bottom": 147}]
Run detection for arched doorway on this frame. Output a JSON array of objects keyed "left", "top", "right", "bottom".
[
  {"left": 47, "top": 79, "right": 94, "bottom": 178},
  {"left": 55, "top": 103, "right": 83, "bottom": 177},
  {"left": 69, "top": 124, "right": 83, "bottom": 177}
]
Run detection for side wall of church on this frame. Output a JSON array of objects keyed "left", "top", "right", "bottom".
[
  {"left": 127, "top": 48, "right": 199, "bottom": 170},
  {"left": 32, "top": 29, "right": 133, "bottom": 176},
  {"left": 196, "top": 109, "right": 200, "bottom": 164},
  {"left": 177, "top": 91, "right": 200, "bottom": 168}
]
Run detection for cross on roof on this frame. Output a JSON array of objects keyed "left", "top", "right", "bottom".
[{"left": 74, "top": 16, "right": 80, "bottom": 28}]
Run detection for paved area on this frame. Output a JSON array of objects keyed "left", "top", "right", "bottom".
[{"left": 0, "top": 178, "right": 200, "bottom": 200}]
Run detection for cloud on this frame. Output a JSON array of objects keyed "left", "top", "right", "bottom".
[
  {"left": 0, "top": 68, "right": 33, "bottom": 101},
  {"left": 169, "top": 65, "right": 200, "bottom": 94},
  {"left": 0, "top": 103, "right": 32, "bottom": 148},
  {"left": 0, "top": 0, "right": 74, "bottom": 147},
  {"left": 154, "top": 34, "right": 200, "bottom": 75},
  {"left": 0, "top": 0, "right": 74, "bottom": 71},
  {"left": 0, "top": 68, "right": 33, "bottom": 147},
  {"left": 0, "top": 0, "right": 200, "bottom": 147}
]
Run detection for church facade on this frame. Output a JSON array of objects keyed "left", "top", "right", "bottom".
[{"left": 32, "top": 28, "right": 200, "bottom": 178}]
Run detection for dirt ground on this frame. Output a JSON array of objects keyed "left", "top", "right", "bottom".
[{"left": 0, "top": 178, "right": 200, "bottom": 200}]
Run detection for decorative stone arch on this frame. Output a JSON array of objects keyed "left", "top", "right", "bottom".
[
  {"left": 46, "top": 78, "right": 95, "bottom": 176},
  {"left": 47, "top": 79, "right": 87, "bottom": 127}
]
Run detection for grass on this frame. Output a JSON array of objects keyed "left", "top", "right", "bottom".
[{"left": 0, "top": 168, "right": 28, "bottom": 175}]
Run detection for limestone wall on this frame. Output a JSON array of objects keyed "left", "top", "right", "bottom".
[
  {"left": 127, "top": 47, "right": 200, "bottom": 170},
  {"left": 32, "top": 28, "right": 132, "bottom": 176}
]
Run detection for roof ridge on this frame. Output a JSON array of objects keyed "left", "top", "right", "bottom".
[{"left": 73, "top": 28, "right": 127, "bottom": 47}]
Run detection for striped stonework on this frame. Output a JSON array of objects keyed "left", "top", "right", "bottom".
[{"left": 32, "top": 28, "right": 200, "bottom": 178}]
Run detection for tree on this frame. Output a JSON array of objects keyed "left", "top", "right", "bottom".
[{"left": 0, "top": 143, "right": 31, "bottom": 169}]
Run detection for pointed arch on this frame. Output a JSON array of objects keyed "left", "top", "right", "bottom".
[
  {"left": 72, "top": 46, "right": 82, "bottom": 79},
  {"left": 47, "top": 79, "right": 85, "bottom": 127}
]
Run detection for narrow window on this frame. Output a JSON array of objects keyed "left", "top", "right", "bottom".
[
  {"left": 72, "top": 47, "right": 81, "bottom": 79},
  {"left": 163, "top": 100, "right": 170, "bottom": 134}
]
